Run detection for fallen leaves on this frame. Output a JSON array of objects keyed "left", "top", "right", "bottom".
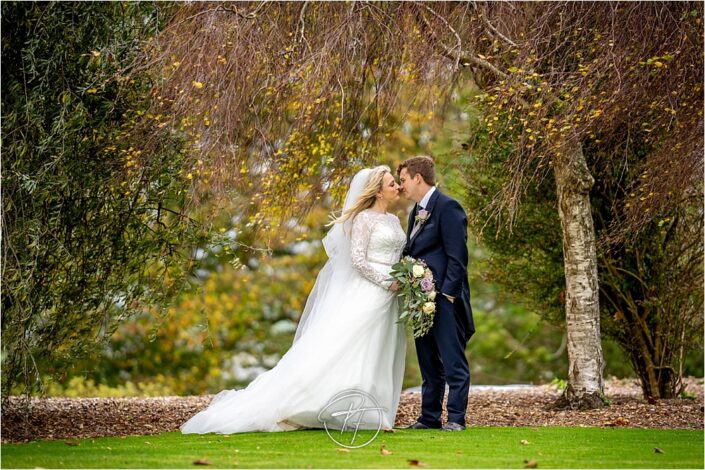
[
  {"left": 408, "top": 459, "right": 428, "bottom": 467},
  {"left": 602, "top": 416, "right": 630, "bottom": 427},
  {"left": 192, "top": 458, "right": 212, "bottom": 465},
  {"left": 380, "top": 445, "right": 393, "bottom": 455},
  {"left": 524, "top": 459, "right": 538, "bottom": 468}
]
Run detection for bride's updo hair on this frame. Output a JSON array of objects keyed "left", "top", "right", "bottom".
[{"left": 330, "top": 165, "right": 391, "bottom": 226}]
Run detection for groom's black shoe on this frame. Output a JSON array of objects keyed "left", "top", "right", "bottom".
[
  {"left": 441, "top": 422, "right": 466, "bottom": 431},
  {"left": 402, "top": 421, "right": 434, "bottom": 430}
]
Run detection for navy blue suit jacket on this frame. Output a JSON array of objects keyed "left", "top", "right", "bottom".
[{"left": 404, "top": 189, "right": 475, "bottom": 342}]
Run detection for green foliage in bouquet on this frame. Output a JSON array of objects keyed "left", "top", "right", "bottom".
[{"left": 390, "top": 256, "right": 437, "bottom": 338}]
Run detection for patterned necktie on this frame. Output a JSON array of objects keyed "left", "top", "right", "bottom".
[{"left": 410, "top": 205, "right": 425, "bottom": 239}]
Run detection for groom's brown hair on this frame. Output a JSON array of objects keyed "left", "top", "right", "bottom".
[{"left": 397, "top": 156, "right": 436, "bottom": 186}]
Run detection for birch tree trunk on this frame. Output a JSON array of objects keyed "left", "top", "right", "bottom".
[{"left": 550, "top": 142, "right": 606, "bottom": 410}]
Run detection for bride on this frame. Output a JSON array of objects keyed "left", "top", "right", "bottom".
[{"left": 181, "top": 165, "right": 408, "bottom": 434}]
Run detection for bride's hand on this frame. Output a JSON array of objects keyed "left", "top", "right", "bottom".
[{"left": 388, "top": 280, "right": 400, "bottom": 292}]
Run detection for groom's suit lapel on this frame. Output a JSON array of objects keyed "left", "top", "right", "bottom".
[{"left": 409, "top": 189, "right": 441, "bottom": 247}]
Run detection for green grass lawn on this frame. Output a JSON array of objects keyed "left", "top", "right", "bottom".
[{"left": 2, "top": 427, "right": 702, "bottom": 469}]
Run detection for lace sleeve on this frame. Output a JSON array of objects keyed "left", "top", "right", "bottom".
[{"left": 350, "top": 212, "right": 393, "bottom": 288}]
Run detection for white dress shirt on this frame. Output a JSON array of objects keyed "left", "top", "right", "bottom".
[{"left": 418, "top": 186, "right": 436, "bottom": 210}]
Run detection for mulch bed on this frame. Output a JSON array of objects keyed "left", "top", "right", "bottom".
[{"left": 2, "top": 377, "right": 702, "bottom": 443}]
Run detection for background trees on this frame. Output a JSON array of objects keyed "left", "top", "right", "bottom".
[
  {"left": 132, "top": 1, "right": 702, "bottom": 407},
  {"left": 464, "top": 2, "right": 703, "bottom": 400},
  {"left": 2, "top": 2, "right": 702, "bottom": 404},
  {"left": 464, "top": 107, "right": 703, "bottom": 400},
  {"left": 1, "top": 2, "right": 206, "bottom": 398}
]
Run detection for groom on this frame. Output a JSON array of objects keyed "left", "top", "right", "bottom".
[{"left": 397, "top": 156, "right": 475, "bottom": 432}]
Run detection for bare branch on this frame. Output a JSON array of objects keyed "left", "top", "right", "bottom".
[
  {"left": 297, "top": 1, "right": 312, "bottom": 54},
  {"left": 473, "top": 2, "right": 518, "bottom": 48},
  {"left": 421, "top": 3, "right": 463, "bottom": 69},
  {"left": 217, "top": 2, "right": 265, "bottom": 20},
  {"left": 446, "top": 46, "right": 509, "bottom": 80}
]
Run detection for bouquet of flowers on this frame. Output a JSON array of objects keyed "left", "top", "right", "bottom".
[{"left": 389, "top": 256, "right": 437, "bottom": 338}]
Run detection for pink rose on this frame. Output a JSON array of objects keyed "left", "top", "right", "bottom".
[
  {"left": 420, "top": 278, "right": 434, "bottom": 292},
  {"left": 415, "top": 209, "right": 430, "bottom": 223}
]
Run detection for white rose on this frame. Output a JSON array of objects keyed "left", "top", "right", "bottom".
[
  {"left": 422, "top": 302, "right": 436, "bottom": 314},
  {"left": 412, "top": 264, "right": 425, "bottom": 278},
  {"left": 427, "top": 291, "right": 437, "bottom": 301}
]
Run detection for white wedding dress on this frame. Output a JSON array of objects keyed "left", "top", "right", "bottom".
[{"left": 180, "top": 208, "right": 408, "bottom": 434}]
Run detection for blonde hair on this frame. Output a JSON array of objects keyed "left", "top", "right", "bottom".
[{"left": 329, "top": 165, "right": 391, "bottom": 226}]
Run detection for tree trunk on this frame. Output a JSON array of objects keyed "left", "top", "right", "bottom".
[
  {"left": 598, "top": 240, "right": 685, "bottom": 399},
  {"left": 549, "top": 142, "right": 606, "bottom": 410},
  {"left": 624, "top": 318, "right": 677, "bottom": 399}
]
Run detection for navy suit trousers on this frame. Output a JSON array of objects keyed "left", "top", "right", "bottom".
[{"left": 414, "top": 295, "right": 470, "bottom": 427}]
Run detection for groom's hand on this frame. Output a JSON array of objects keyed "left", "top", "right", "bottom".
[{"left": 443, "top": 293, "right": 455, "bottom": 303}]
